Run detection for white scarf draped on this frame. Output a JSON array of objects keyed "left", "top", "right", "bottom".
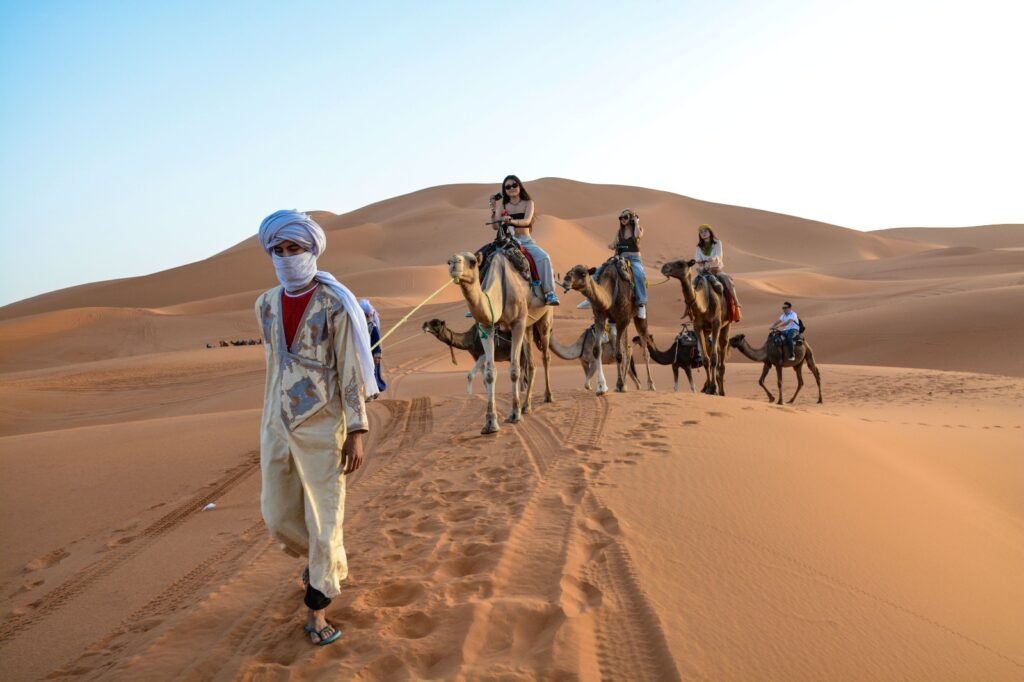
[{"left": 258, "top": 210, "right": 379, "bottom": 399}]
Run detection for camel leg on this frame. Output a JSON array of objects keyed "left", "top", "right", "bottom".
[
  {"left": 788, "top": 363, "right": 805, "bottom": 404},
  {"left": 594, "top": 327, "right": 609, "bottom": 396},
  {"left": 716, "top": 332, "right": 728, "bottom": 396},
  {"left": 805, "top": 350, "right": 823, "bottom": 403},
  {"left": 582, "top": 358, "right": 594, "bottom": 391},
  {"left": 538, "top": 314, "right": 554, "bottom": 403},
  {"left": 758, "top": 363, "right": 774, "bottom": 402},
  {"left": 686, "top": 365, "right": 696, "bottom": 392},
  {"left": 637, "top": 321, "right": 655, "bottom": 391},
  {"left": 672, "top": 364, "right": 679, "bottom": 392},
  {"left": 521, "top": 342, "right": 534, "bottom": 414},
  {"left": 481, "top": 335, "right": 499, "bottom": 434},
  {"left": 467, "top": 355, "right": 485, "bottom": 395},
  {"left": 629, "top": 357, "right": 641, "bottom": 390},
  {"left": 613, "top": 324, "right": 628, "bottom": 392},
  {"left": 506, "top": 322, "right": 525, "bottom": 424},
  {"left": 775, "top": 363, "right": 784, "bottom": 405},
  {"left": 704, "top": 330, "right": 720, "bottom": 395},
  {"left": 696, "top": 329, "right": 714, "bottom": 394}
]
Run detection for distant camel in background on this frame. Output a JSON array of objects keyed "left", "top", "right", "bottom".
[
  {"left": 729, "top": 332, "right": 823, "bottom": 404},
  {"left": 632, "top": 333, "right": 700, "bottom": 393},
  {"left": 421, "top": 319, "right": 530, "bottom": 395},
  {"left": 550, "top": 324, "right": 639, "bottom": 391}
]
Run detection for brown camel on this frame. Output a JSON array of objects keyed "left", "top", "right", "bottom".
[
  {"left": 550, "top": 324, "right": 640, "bottom": 391},
  {"left": 661, "top": 259, "right": 730, "bottom": 395},
  {"left": 562, "top": 259, "right": 654, "bottom": 394},
  {"left": 631, "top": 333, "right": 699, "bottom": 393},
  {"left": 729, "top": 332, "right": 823, "bottom": 404},
  {"left": 448, "top": 250, "right": 553, "bottom": 434},
  {"left": 421, "top": 319, "right": 531, "bottom": 395}
]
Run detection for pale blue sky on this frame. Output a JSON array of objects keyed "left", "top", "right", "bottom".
[{"left": 1, "top": 0, "right": 1021, "bottom": 305}]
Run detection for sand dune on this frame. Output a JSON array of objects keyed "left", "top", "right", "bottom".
[
  {"left": 875, "top": 224, "right": 1024, "bottom": 250},
  {"left": 1, "top": 179, "right": 1022, "bottom": 680}
]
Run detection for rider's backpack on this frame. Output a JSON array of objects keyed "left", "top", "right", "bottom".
[{"left": 798, "top": 318, "right": 806, "bottom": 334}]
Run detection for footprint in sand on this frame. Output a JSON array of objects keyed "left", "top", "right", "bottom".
[
  {"left": 705, "top": 411, "right": 729, "bottom": 418},
  {"left": 583, "top": 507, "right": 620, "bottom": 535},
  {"left": 682, "top": 419, "right": 701, "bottom": 426},
  {"left": 559, "top": 575, "right": 603, "bottom": 617},
  {"left": 24, "top": 548, "right": 70, "bottom": 572},
  {"left": 364, "top": 581, "right": 425, "bottom": 608},
  {"left": 388, "top": 611, "right": 436, "bottom": 639}
]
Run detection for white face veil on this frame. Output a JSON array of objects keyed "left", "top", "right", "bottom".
[{"left": 258, "top": 210, "right": 379, "bottom": 399}]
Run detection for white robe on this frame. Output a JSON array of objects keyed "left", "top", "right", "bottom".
[{"left": 256, "top": 284, "right": 368, "bottom": 599}]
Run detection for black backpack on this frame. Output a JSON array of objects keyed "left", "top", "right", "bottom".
[{"left": 798, "top": 317, "right": 806, "bottom": 334}]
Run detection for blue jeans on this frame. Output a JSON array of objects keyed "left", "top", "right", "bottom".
[
  {"left": 515, "top": 234, "right": 555, "bottom": 295},
  {"left": 783, "top": 329, "right": 798, "bottom": 358},
  {"left": 596, "top": 253, "right": 647, "bottom": 305}
]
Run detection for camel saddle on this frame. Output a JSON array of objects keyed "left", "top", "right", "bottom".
[
  {"left": 601, "top": 255, "right": 641, "bottom": 305},
  {"left": 692, "top": 272, "right": 741, "bottom": 323},
  {"left": 674, "top": 328, "right": 704, "bottom": 368},
  {"left": 768, "top": 329, "right": 804, "bottom": 347},
  {"left": 477, "top": 234, "right": 537, "bottom": 286}
]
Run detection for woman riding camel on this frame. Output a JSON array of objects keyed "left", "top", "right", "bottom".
[
  {"left": 691, "top": 224, "right": 741, "bottom": 321},
  {"left": 578, "top": 208, "right": 648, "bottom": 319},
  {"left": 489, "top": 175, "right": 559, "bottom": 306}
]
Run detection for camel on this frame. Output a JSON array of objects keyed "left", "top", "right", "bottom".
[
  {"left": 661, "top": 259, "right": 730, "bottom": 395},
  {"left": 448, "top": 250, "right": 553, "bottom": 434},
  {"left": 550, "top": 324, "right": 640, "bottom": 391},
  {"left": 561, "top": 258, "right": 654, "bottom": 394},
  {"left": 631, "top": 333, "right": 699, "bottom": 393},
  {"left": 729, "top": 332, "right": 823, "bottom": 404},
  {"left": 421, "top": 318, "right": 531, "bottom": 395}
]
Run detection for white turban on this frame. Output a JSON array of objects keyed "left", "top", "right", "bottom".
[
  {"left": 358, "top": 298, "right": 381, "bottom": 331},
  {"left": 258, "top": 209, "right": 378, "bottom": 399},
  {"left": 258, "top": 209, "right": 327, "bottom": 256}
]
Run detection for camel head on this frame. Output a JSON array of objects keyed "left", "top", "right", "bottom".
[
  {"left": 421, "top": 318, "right": 447, "bottom": 338},
  {"left": 728, "top": 333, "right": 746, "bottom": 348},
  {"left": 448, "top": 252, "right": 479, "bottom": 286},
  {"left": 661, "top": 258, "right": 697, "bottom": 281},
  {"left": 561, "top": 264, "right": 595, "bottom": 293},
  {"left": 631, "top": 333, "right": 656, "bottom": 348}
]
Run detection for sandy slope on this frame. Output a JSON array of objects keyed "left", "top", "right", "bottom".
[{"left": 1, "top": 179, "right": 1023, "bottom": 680}]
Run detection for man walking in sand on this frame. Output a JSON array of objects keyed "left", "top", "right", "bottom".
[{"left": 255, "top": 209, "right": 378, "bottom": 646}]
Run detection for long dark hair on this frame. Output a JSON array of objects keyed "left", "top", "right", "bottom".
[
  {"left": 501, "top": 175, "right": 531, "bottom": 203},
  {"left": 696, "top": 223, "right": 718, "bottom": 247}
]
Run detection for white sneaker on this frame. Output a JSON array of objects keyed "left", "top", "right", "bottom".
[
  {"left": 577, "top": 300, "right": 591, "bottom": 309},
  {"left": 637, "top": 305, "right": 646, "bottom": 320}
]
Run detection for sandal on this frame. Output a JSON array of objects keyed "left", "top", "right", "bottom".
[{"left": 308, "top": 623, "right": 342, "bottom": 646}]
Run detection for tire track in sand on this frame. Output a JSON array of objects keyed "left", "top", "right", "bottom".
[
  {"left": 568, "top": 395, "right": 681, "bottom": 682},
  {"left": 49, "top": 522, "right": 273, "bottom": 680},
  {"left": 0, "top": 452, "right": 260, "bottom": 648},
  {"left": 456, "top": 399, "right": 600, "bottom": 678}
]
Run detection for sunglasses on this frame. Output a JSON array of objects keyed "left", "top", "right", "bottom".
[
  {"left": 504, "top": 182, "right": 519, "bottom": 190},
  {"left": 619, "top": 216, "right": 631, "bottom": 221}
]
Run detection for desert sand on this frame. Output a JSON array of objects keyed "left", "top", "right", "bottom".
[{"left": 1, "top": 179, "right": 1022, "bottom": 680}]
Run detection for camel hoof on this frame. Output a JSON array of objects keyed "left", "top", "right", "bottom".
[
  {"left": 544, "top": 395, "right": 554, "bottom": 403},
  {"left": 521, "top": 405, "right": 531, "bottom": 415},
  {"left": 596, "top": 390, "right": 607, "bottom": 397},
  {"left": 481, "top": 424, "right": 499, "bottom": 435},
  {"left": 506, "top": 413, "right": 521, "bottom": 424}
]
